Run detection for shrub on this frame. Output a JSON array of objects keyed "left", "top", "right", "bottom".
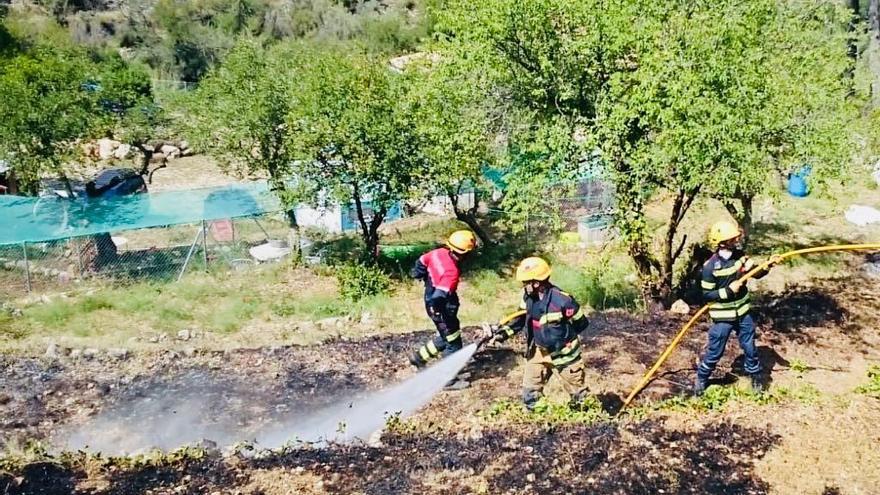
[{"left": 335, "top": 262, "right": 392, "bottom": 301}]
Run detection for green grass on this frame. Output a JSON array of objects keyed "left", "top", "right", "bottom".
[
  {"left": 479, "top": 396, "right": 611, "bottom": 427},
  {"left": 626, "top": 382, "right": 822, "bottom": 419},
  {"left": 855, "top": 365, "right": 880, "bottom": 398},
  {"left": 550, "top": 254, "right": 642, "bottom": 311}
]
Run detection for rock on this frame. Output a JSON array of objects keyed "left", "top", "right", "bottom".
[
  {"left": 670, "top": 299, "right": 691, "bottom": 315},
  {"left": 183, "top": 348, "right": 196, "bottom": 357},
  {"left": 108, "top": 348, "right": 129, "bottom": 360},
  {"left": 177, "top": 329, "right": 191, "bottom": 341},
  {"left": 367, "top": 430, "right": 384, "bottom": 447},
  {"left": 69, "top": 349, "right": 83, "bottom": 359},
  {"left": 148, "top": 335, "right": 160, "bottom": 344},
  {"left": 97, "top": 138, "right": 119, "bottom": 160},
  {"left": 113, "top": 143, "right": 132, "bottom": 160},
  {"left": 82, "top": 348, "right": 99, "bottom": 359},
  {"left": 160, "top": 144, "right": 181, "bottom": 159},
  {"left": 45, "top": 343, "right": 60, "bottom": 359},
  {"left": 360, "top": 312, "right": 374, "bottom": 325},
  {"left": 149, "top": 152, "right": 167, "bottom": 163}
]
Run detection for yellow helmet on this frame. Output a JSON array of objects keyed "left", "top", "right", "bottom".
[
  {"left": 446, "top": 230, "right": 477, "bottom": 254},
  {"left": 516, "top": 257, "right": 552, "bottom": 282},
  {"left": 708, "top": 220, "right": 742, "bottom": 247}
]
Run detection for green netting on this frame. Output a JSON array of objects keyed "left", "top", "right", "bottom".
[{"left": 0, "top": 181, "right": 282, "bottom": 245}]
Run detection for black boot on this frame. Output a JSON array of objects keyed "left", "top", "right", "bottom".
[
  {"left": 750, "top": 373, "right": 766, "bottom": 393},
  {"left": 693, "top": 376, "right": 708, "bottom": 397},
  {"left": 409, "top": 352, "right": 426, "bottom": 369}
]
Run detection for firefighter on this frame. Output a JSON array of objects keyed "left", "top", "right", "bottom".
[
  {"left": 695, "top": 220, "right": 782, "bottom": 395},
  {"left": 408, "top": 230, "right": 477, "bottom": 368},
  {"left": 485, "top": 257, "right": 591, "bottom": 410}
]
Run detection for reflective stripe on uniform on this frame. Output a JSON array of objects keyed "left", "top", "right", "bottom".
[
  {"left": 502, "top": 325, "right": 515, "bottom": 338},
  {"left": 551, "top": 341, "right": 582, "bottom": 367},
  {"left": 718, "top": 288, "right": 729, "bottom": 300},
  {"left": 708, "top": 303, "right": 751, "bottom": 320},
  {"left": 702, "top": 280, "right": 716, "bottom": 289},
  {"left": 426, "top": 341, "right": 439, "bottom": 356},
  {"left": 551, "top": 338, "right": 580, "bottom": 358},
  {"left": 539, "top": 312, "right": 564, "bottom": 325},
  {"left": 419, "top": 347, "right": 432, "bottom": 361},
  {"left": 710, "top": 294, "right": 750, "bottom": 309},
  {"left": 445, "top": 330, "right": 461, "bottom": 342},
  {"left": 712, "top": 260, "right": 743, "bottom": 277}
]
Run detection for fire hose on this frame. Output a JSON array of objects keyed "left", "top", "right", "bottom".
[{"left": 619, "top": 243, "right": 880, "bottom": 412}]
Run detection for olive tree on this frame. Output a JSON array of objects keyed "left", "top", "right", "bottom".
[{"left": 437, "top": 0, "right": 857, "bottom": 306}]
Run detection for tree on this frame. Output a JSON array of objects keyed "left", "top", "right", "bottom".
[
  {"left": 187, "top": 39, "right": 305, "bottom": 256},
  {"left": 0, "top": 45, "right": 97, "bottom": 194},
  {"left": 287, "top": 45, "right": 430, "bottom": 262},
  {"left": 94, "top": 55, "right": 171, "bottom": 182},
  {"left": 403, "top": 55, "right": 497, "bottom": 245},
  {"left": 437, "top": 0, "right": 856, "bottom": 306}
]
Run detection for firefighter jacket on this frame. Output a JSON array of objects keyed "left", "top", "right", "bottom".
[
  {"left": 411, "top": 247, "right": 461, "bottom": 303},
  {"left": 495, "top": 285, "right": 589, "bottom": 368},
  {"left": 701, "top": 250, "right": 769, "bottom": 322}
]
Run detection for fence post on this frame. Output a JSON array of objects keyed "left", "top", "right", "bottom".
[
  {"left": 22, "top": 242, "right": 31, "bottom": 292},
  {"left": 201, "top": 220, "right": 209, "bottom": 270}
]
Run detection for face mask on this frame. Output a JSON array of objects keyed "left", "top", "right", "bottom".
[{"left": 718, "top": 249, "right": 733, "bottom": 260}]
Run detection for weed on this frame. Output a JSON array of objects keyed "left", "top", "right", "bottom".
[
  {"left": 789, "top": 358, "right": 812, "bottom": 376},
  {"left": 480, "top": 396, "right": 611, "bottom": 427},
  {"left": 336, "top": 262, "right": 392, "bottom": 301},
  {"left": 625, "top": 382, "right": 822, "bottom": 417},
  {"left": 855, "top": 365, "right": 880, "bottom": 398},
  {"left": 550, "top": 254, "right": 641, "bottom": 311}
]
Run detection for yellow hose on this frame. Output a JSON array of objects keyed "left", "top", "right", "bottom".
[{"left": 619, "top": 243, "right": 880, "bottom": 412}]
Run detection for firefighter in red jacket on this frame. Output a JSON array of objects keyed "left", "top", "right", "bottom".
[
  {"left": 486, "top": 257, "right": 591, "bottom": 410},
  {"left": 408, "top": 230, "right": 477, "bottom": 368}
]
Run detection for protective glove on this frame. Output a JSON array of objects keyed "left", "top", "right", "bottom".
[
  {"left": 767, "top": 254, "right": 784, "bottom": 267},
  {"left": 728, "top": 279, "right": 744, "bottom": 294},
  {"left": 742, "top": 257, "right": 756, "bottom": 271}
]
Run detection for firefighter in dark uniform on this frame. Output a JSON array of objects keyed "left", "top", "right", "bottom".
[
  {"left": 695, "top": 220, "right": 782, "bottom": 395},
  {"left": 408, "top": 230, "right": 477, "bottom": 368},
  {"left": 486, "top": 257, "right": 591, "bottom": 410}
]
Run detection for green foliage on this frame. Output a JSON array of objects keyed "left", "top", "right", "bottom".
[
  {"left": 0, "top": 44, "right": 97, "bottom": 192},
  {"left": 481, "top": 397, "right": 610, "bottom": 427},
  {"left": 551, "top": 255, "right": 641, "bottom": 311},
  {"left": 335, "top": 262, "right": 392, "bottom": 301},
  {"left": 627, "top": 383, "right": 822, "bottom": 417},
  {"left": 188, "top": 39, "right": 299, "bottom": 188},
  {"left": 855, "top": 365, "right": 880, "bottom": 398},
  {"left": 789, "top": 358, "right": 812, "bottom": 376},
  {"left": 436, "top": 0, "right": 859, "bottom": 302},
  {"left": 287, "top": 45, "right": 432, "bottom": 257}
]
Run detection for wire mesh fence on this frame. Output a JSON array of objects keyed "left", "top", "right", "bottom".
[
  {"left": 0, "top": 177, "right": 617, "bottom": 298},
  {"left": 0, "top": 213, "right": 292, "bottom": 298}
]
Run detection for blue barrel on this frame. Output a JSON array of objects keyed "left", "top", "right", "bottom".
[{"left": 787, "top": 165, "right": 811, "bottom": 197}]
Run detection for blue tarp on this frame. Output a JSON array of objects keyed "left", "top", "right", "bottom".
[{"left": 0, "top": 181, "right": 282, "bottom": 245}]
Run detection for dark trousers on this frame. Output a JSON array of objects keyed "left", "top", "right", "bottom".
[
  {"left": 697, "top": 314, "right": 761, "bottom": 381},
  {"left": 425, "top": 293, "right": 462, "bottom": 356},
  {"left": 412, "top": 294, "right": 462, "bottom": 365}
]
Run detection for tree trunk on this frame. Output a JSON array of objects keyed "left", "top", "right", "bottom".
[
  {"left": 846, "top": 0, "right": 862, "bottom": 85},
  {"left": 723, "top": 195, "right": 754, "bottom": 239},
  {"left": 871, "top": 0, "right": 879, "bottom": 38},
  {"left": 448, "top": 191, "right": 493, "bottom": 246},
  {"left": 285, "top": 208, "right": 302, "bottom": 260},
  {"left": 352, "top": 183, "right": 386, "bottom": 264}
]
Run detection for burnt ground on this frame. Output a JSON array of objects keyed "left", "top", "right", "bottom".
[{"left": 1, "top": 268, "right": 880, "bottom": 494}]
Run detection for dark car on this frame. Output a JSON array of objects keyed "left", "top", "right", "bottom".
[{"left": 85, "top": 168, "right": 147, "bottom": 198}]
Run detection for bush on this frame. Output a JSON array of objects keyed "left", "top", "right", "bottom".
[{"left": 335, "top": 262, "right": 392, "bottom": 301}]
